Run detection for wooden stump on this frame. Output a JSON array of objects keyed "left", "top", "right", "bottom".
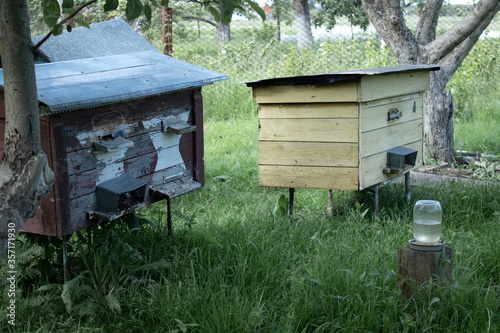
[{"left": 397, "top": 245, "right": 452, "bottom": 298}]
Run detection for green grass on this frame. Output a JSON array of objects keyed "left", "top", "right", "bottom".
[{"left": 2, "top": 116, "right": 500, "bottom": 332}]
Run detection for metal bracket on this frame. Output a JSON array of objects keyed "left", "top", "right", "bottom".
[
  {"left": 388, "top": 108, "right": 401, "bottom": 121},
  {"left": 93, "top": 136, "right": 134, "bottom": 152}
]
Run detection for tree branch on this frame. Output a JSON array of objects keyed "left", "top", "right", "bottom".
[
  {"left": 424, "top": 0, "right": 500, "bottom": 63},
  {"left": 415, "top": 0, "right": 444, "bottom": 45},
  {"left": 176, "top": 14, "right": 217, "bottom": 27},
  {"left": 32, "top": 0, "right": 98, "bottom": 52},
  {"left": 361, "top": 0, "right": 421, "bottom": 64},
  {"left": 438, "top": 3, "right": 500, "bottom": 81}
]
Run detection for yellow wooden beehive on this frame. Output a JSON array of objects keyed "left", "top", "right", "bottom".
[{"left": 246, "top": 65, "right": 439, "bottom": 191}]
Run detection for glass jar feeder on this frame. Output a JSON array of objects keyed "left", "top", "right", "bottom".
[{"left": 409, "top": 200, "right": 445, "bottom": 251}]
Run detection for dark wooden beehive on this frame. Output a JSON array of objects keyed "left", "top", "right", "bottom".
[{"left": 0, "top": 50, "right": 226, "bottom": 236}]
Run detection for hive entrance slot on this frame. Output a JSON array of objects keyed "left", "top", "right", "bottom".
[{"left": 384, "top": 146, "right": 418, "bottom": 174}]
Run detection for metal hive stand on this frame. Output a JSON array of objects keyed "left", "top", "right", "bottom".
[{"left": 287, "top": 171, "right": 412, "bottom": 218}]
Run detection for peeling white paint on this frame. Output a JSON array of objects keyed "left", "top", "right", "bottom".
[
  {"left": 94, "top": 148, "right": 128, "bottom": 185},
  {"left": 142, "top": 116, "right": 163, "bottom": 130},
  {"left": 76, "top": 122, "right": 138, "bottom": 146},
  {"left": 77, "top": 111, "right": 190, "bottom": 187},
  {"left": 145, "top": 110, "right": 189, "bottom": 173}
]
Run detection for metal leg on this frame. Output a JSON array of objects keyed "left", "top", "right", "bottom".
[
  {"left": 327, "top": 189, "right": 334, "bottom": 216},
  {"left": 62, "top": 236, "right": 68, "bottom": 283},
  {"left": 288, "top": 188, "right": 294, "bottom": 217},
  {"left": 405, "top": 171, "right": 411, "bottom": 208},
  {"left": 373, "top": 186, "right": 379, "bottom": 218},
  {"left": 167, "top": 197, "right": 172, "bottom": 236}
]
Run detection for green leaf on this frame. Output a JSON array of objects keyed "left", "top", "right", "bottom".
[
  {"left": 429, "top": 297, "right": 440, "bottom": 307},
  {"left": 105, "top": 294, "right": 121, "bottom": 314},
  {"left": 66, "top": 25, "right": 72, "bottom": 33},
  {"left": 222, "top": 14, "right": 232, "bottom": 25},
  {"left": 62, "top": 0, "right": 74, "bottom": 9},
  {"left": 245, "top": 0, "right": 266, "bottom": 21},
  {"left": 214, "top": 175, "right": 231, "bottom": 182},
  {"left": 278, "top": 194, "right": 287, "bottom": 210},
  {"left": 61, "top": 272, "right": 91, "bottom": 313},
  {"left": 104, "top": 0, "right": 119, "bottom": 12},
  {"left": 209, "top": 6, "right": 221, "bottom": 22},
  {"left": 160, "top": 0, "right": 169, "bottom": 6},
  {"left": 121, "top": 259, "right": 171, "bottom": 282},
  {"left": 53, "top": 24, "right": 63, "bottom": 36},
  {"left": 126, "top": 0, "right": 143, "bottom": 21},
  {"left": 143, "top": 4, "right": 152, "bottom": 22},
  {"left": 43, "top": 0, "right": 60, "bottom": 27}
]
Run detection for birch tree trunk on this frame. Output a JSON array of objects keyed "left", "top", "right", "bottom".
[
  {"left": 216, "top": 21, "right": 231, "bottom": 43},
  {"left": 361, "top": 0, "right": 500, "bottom": 163},
  {"left": 293, "top": 0, "right": 314, "bottom": 49},
  {"left": 0, "top": 0, "right": 54, "bottom": 257}
]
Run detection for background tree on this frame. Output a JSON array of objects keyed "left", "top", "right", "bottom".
[
  {"left": 313, "top": 0, "right": 370, "bottom": 34},
  {"left": 293, "top": 0, "right": 314, "bottom": 48},
  {"left": 361, "top": 0, "right": 500, "bottom": 163}
]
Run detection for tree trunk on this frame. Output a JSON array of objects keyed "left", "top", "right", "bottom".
[
  {"left": 0, "top": 0, "right": 54, "bottom": 257},
  {"left": 293, "top": 0, "right": 313, "bottom": 49},
  {"left": 425, "top": 71, "right": 455, "bottom": 162},
  {"left": 276, "top": 7, "right": 281, "bottom": 42},
  {"left": 215, "top": 21, "right": 230, "bottom": 43},
  {"left": 162, "top": 6, "right": 173, "bottom": 55}
]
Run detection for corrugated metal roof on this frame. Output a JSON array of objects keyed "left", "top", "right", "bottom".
[
  {"left": 245, "top": 65, "right": 440, "bottom": 87},
  {"left": 0, "top": 50, "right": 227, "bottom": 114},
  {"left": 31, "top": 18, "right": 157, "bottom": 62}
]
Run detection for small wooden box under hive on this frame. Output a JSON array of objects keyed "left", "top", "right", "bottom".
[
  {"left": 246, "top": 65, "right": 439, "bottom": 191},
  {"left": 0, "top": 50, "right": 226, "bottom": 236}
]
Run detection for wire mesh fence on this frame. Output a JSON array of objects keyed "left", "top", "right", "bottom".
[{"left": 140, "top": 3, "right": 500, "bottom": 76}]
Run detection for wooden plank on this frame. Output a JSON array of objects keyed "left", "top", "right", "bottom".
[
  {"left": 361, "top": 92, "right": 423, "bottom": 108},
  {"left": 24, "top": 123, "right": 68, "bottom": 236},
  {"left": 52, "top": 125, "right": 70, "bottom": 236},
  {"left": 39, "top": 118, "right": 60, "bottom": 235},
  {"left": 253, "top": 80, "right": 359, "bottom": 104},
  {"left": 259, "top": 141, "right": 358, "bottom": 167},
  {"left": 61, "top": 90, "right": 194, "bottom": 153},
  {"left": 66, "top": 130, "right": 192, "bottom": 175},
  {"left": 258, "top": 165, "right": 359, "bottom": 190},
  {"left": 360, "top": 94, "right": 423, "bottom": 133},
  {"left": 150, "top": 177, "right": 201, "bottom": 199},
  {"left": 258, "top": 103, "right": 358, "bottom": 119},
  {"left": 360, "top": 70, "right": 430, "bottom": 102},
  {"left": 359, "top": 119, "right": 423, "bottom": 158},
  {"left": 68, "top": 162, "right": 194, "bottom": 235},
  {"left": 19, "top": 207, "right": 45, "bottom": 235},
  {"left": 359, "top": 140, "right": 423, "bottom": 189},
  {"left": 0, "top": 92, "right": 4, "bottom": 118},
  {"left": 68, "top": 141, "right": 194, "bottom": 199},
  {"left": 192, "top": 89, "right": 205, "bottom": 185},
  {"left": 259, "top": 118, "right": 358, "bottom": 143},
  {"left": 0, "top": 118, "right": 4, "bottom": 151}
]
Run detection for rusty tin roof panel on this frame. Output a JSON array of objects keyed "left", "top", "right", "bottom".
[
  {"left": 245, "top": 64, "right": 440, "bottom": 87},
  {"left": 0, "top": 50, "right": 227, "bottom": 114}
]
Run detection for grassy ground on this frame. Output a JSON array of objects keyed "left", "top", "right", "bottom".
[{"left": 2, "top": 115, "right": 500, "bottom": 332}]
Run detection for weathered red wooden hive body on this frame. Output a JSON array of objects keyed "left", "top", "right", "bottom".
[{"left": 0, "top": 50, "right": 226, "bottom": 236}]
